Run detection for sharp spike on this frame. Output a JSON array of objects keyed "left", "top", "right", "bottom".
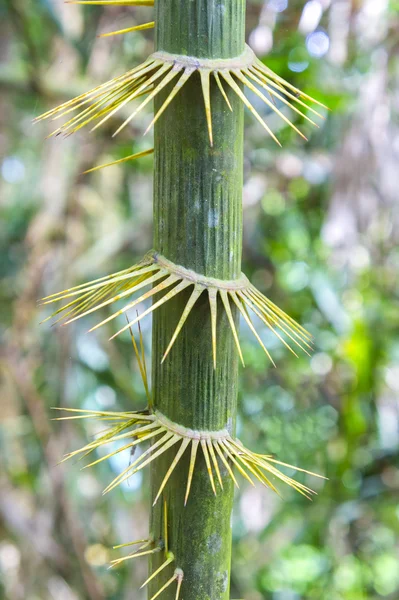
[
  {"left": 83, "top": 440, "right": 145, "bottom": 470},
  {"left": 75, "top": 269, "right": 166, "bottom": 329},
  {"left": 53, "top": 62, "right": 158, "bottom": 135},
  {"left": 201, "top": 439, "right": 216, "bottom": 495},
  {"left": 200, "top": 70, "right": 213, "bottom": 145},
  {"left": 252, "top": 457, "right": 316, "bottom": 498},
  {"left": 99, "top": 22, "right": 155, "bottom": 38},
  {"left": 238, "top": 290, "right": 299, "bottom": 357},
  {"left": 83, "top": 148, "right": 153, "bottom": 174},
  {"left": 241, "top": 448, "right": 317, "bottom": 497},
  {"left": 51, "top": 407, "right": 144, "bottom": 418},
  {"left": 43, "top": 263, "right": 157, "bottom": 304},
  {"left": 234, "top": 450, "right": 281, "bottom": 495},
  {"left": 255, "top": 59, "right": 328, "bottom": 109},
  {"left": 153, "top": 437, "right": 190, "bottom": 506},
  {"left": 149, "top": 574, "right": 177, "bottom": 600},
  {"left": 111, "top": 547, "right": 161, "bottom": 568},
  {"left": 219, "top": 440, "right": 254, "bottom": 486},
  {"left": 41, "top": 260, "right": 150, "bottom": 302},
  {"left": 49, "top": 76, "right": 142, "bottom": 131},
  {"left": 140, "top": 556, "right": 175, "bottom": 589},
  {"left": 207, "top": 439, "right": 223, "bottom": 490},
  {"left": 69, "top": 422, "right": 160, "bottom": 462},
  {"left": 54, "top": 279, "right": 125, "bottom": 319},
  {"left": 248, "top": 285, "right": 312, "bottom": 339},
  {"left": 112, "top": 64, "right": 179, "bottom": 136},
  {"left": 163, "top": 498, "right": 169, "bottom": 553},
  {"left": 175, "top": 575, "right": 183, "bottom": 600},
  {"left": 103, "top": 431, "right": 174, "bottom": 493},
  {"left": 35, "top": 61, "right": 150, "bottom": 123},
  {"left": 229, "top": 291, "right": 276, "bottom": 366},
  {"left": 261, "top": 457, "right": 327, "bottom": 479},
  {"left": 162, "top": 285, "right": 203, "bottom": 363},
  {"left": 92, "top": 61, "right": 168, "bottom": 133},
  {"left": 144, "top": 68, "right": 195, "bottom": 134},
  {"left": 184, "top": 439, "right": 199, "bottom": 505},
  {"left": 214, "top": 72, "right": 233, "bottom": 111},
  {"left": 221, "top": 71, "right": 281, "bottom": 146},
  {"left": 127, "top": 320, "right": 151, "bottom": 406},
  {"left": 40, "top": 78, "right": 126, "bottom": 126},
  {"left": 71, "top": 64, "right": 154, "bottom": 117},
  {"left": 58, "top": 426, "right": 141, "bottom": 463},
  {"left": 45, "top": 278, "right": 121, "bottom": 325},
  {"left": 83, "top": 427, "right": 162, "bottom": 469},
  {"left": 113, "top": 538, "right": 150, "bottom": 550},
  {"left": 251, "top": 66, "right": 324, "bottom": 119},
  {"left": 234, "top": 69, "right": 308, "bottom": 140},
  {"left": 213, "top": 440, "right": 239, "bottom": 488},
  {"left": 110, "top": 277, "right": 192, "bottom": 339},
  {"left": 130, "top": 539, "right": 153, "bottom": 552},
  {"left": 58, "top": 426, "right": 124, "bottom": 459},
  {"left": 125, "top": 434, "right": 181, "bottom": 478},
  {"left": 247, "top": 290, "right": 306, "bottom": 356},
  {"left": 245, "top": 289, "right": 312, "bottom": 355},
  {"left": 220, "top": 289, "right": 244, "bottom": 366},
  {"left": 246, "top": 68, "right": 319, "bottom": 126},
  {"left": 84, "top": 270, "right": 170, "bottom": 334},
  {"left": 90, "top": 421, "right": 159, "bottom": 446},
  {"left": 41, "top": 288, "right": 97, "bottom": 320},
  {"left": 224, "top": 439, "right": 278, "bottom": 492}
]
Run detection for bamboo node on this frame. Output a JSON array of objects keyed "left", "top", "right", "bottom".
[
  {"left": 153, "top": 252, "right": 249, "bottom": 290},
  {"left": 54, "top": 405, "right": 326, "bottom": 505},
  {"left": 35, "top": 43, "right": 327, "bottom": 147},
  {"left": 151, "top": 45, "right": 255, "bottom": 71},
  {"left": 40, "top": 249, "right": 313, "bottom": 368},
  {"left": 155, "top": 410, "right": 231, "bottom": 440}
]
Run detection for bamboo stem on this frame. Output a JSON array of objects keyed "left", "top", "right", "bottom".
[{"left": 150, "top": 1, "right": 245, "bottom": 598}]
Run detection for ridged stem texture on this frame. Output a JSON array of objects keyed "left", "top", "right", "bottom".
[
  {"left": 156, "top": 0, "right": 245, "bottom": 58},
  {"left": 150, "top": 1, "right": 245, "bottom": 598}
]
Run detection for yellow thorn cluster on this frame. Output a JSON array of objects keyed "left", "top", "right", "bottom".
[
  {"left": 54, "top": 407, "right": 324, "bottom": 504},
  {"left": 35, "top": 45, "right": 326, "bottom": 146},
  {"left": 41, "top": 251, "right": 312, "bottom": 368}
]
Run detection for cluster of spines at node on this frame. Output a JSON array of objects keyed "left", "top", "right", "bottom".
[
  {"left": 52, "top": 324, "right": 323, "bottom": 593},
  {"left": 39, "top": 2, "right": 327, "bottom": 594},
  {"left": 54, "top": 325, "right": 323, "bottom": 505},
  {"left": 41, "top": 250, "right": 313, "bottom": 369}
]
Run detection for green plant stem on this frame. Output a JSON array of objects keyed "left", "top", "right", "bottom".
[
  {"left": 149, "top": 1, "right": 245, "bottom": 598},
  {"left": 156, "top": 0, "right": 245, "bottom": 59}
]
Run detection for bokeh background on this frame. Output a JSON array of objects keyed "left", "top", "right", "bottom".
[{"left": 1, "top": 0, "right": 399, "bottom": 599}]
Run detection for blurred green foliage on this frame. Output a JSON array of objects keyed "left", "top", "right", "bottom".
[{"left": 1, "top": 1, "right": 398, "bottom": 599}]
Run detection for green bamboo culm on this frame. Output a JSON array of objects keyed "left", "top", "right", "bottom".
[{"left": 151, "top": 1, "right": 245, "bottom": 598}]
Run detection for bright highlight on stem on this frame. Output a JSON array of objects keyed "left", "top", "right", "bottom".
[
  {"left": 34, "top": 45, "right": 326, "bottom": 146},
  {"left": 40, "top": 251, "right": 312, "bottom": 368}
]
